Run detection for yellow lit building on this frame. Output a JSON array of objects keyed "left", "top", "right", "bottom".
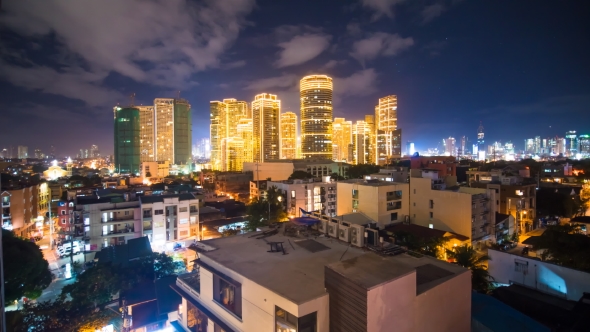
[
  {"left": 280, "top": 112, "right": 297, "bottom": 159},
  {"left": 138, "top": 105, "right": 155, "bottom": 162},
  {"left": 252, "top": 93, "right": 280, "bottom": 162},
  {"left": 332, "top": 118, "right": 353, "bottom": 162},
  {"left": 375, "top": 95, "right": 400, "bottom": 165},
  {"left": 300, "top": 75, "right": 333, "bottom": 159},
  {"left": 210, "top": 99, "right": 250, "bottom": 171},
  {"left": 221, "top": 138, "right": 245, "bottom": 172},
  {"left": 38, "top": 182, "right": 50, "bottom": 221},
  {"left": 237, "top": 118, "right": 254, "bottom": 167},
  {"left": 154, "top": 98, "right": 192, "bottom": 165},
  {"left": 352, "top": 120, "right": 372, "bottom": 164}
]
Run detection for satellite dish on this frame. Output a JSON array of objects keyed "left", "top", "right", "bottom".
[{"left": 413, "top": 152, "right": 420, "bottom": 157}]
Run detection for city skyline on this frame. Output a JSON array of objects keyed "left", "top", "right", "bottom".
[{"left": 1, "top": 1, "right": 589, "bottom": 155}]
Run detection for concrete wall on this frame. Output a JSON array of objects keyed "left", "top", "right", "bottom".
[
  {"left": 367, "top": 271, "right": 416, "bottom": 332},
  {"left": 243, "top": 162, "right": 294, "bottom": 182},
  {"left": 488, "top": 249, "right": 590, "bottom": 301},
  {"left": 413, "top": 270, "right": 471, "bottom": 332},
  {"left": 186, "top": 255, "right": 328, "bottom": 332},
  {"left": 410, "top": 177, "right": 473, "bottom": 241}
]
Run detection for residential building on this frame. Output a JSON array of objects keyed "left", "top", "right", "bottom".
[
  {"left": 252, "top": 93, "right": 280, "bottom": 163},
  {"left": 300, "top": 75, "right": 333, "bottom": 159},
  {"left": 237, "top": 118, "right": 254, "bottom": 168},
  {"left": 578, "top": 134, "right": 590, "bottom": 155},
  {"left": 138, "top": 105, "right": 155, "bottom": 162},
  {"left": 214, "top": 172, "right": 253, "bottom": 198},
  {"left": 410, "top": 170, "right": 497, "bottom": 246},
  {"left": 280, "top": 112, "right": 297, "bottom": 159},
  {"left": 1, "top": 184, "right": 40, "bottom": 236},
  {"left": 140, "top": 161, "right": 170, "bottom": 184},
  {"left": 210, "top": 100, "right": 225, "bottom": 171},
  {"left": 38, "top": 182, "right": 50, "bottom": 222},
  {"left": 113, "top": 106, "right": 141, "bottom": 174},
  {"left": 375, "top": 95, "right": 400, "bottom": 165},
  {"left": 173, "top": 232, "right": 470, "bottom": 332},
  {"left": 366, "top": 167, "right": 410, "bottom": 183},
  {"left": 56, "top": 200, "right": 81, "bottom": 242},
  {"left": 210, "top": 98, "right": 251, "bottom": 171},
  {"left": 34, "top": 148, "right": 43, "bottom": 159},
  {"left": 17, "top": 145, "right": 28, "bottom": 159},
  {"left": 154, "top": 98, "right": 192, "bottom": 165},
  {"left": 410, "top": 155, "right": 457, "bottom": 177},
  {"left": 494, "top": 212, "right": 515, "bottom": 243},
  {"left": 336, "top": 179, "right": 410, "bottom": 227},
  {"left": 90, "top": 144, "right": 100, "bottom": 158},
  {"left": 269, "top": 177, "right": 337, "bottom": 217},
  {"left": 332, "top": 118, "right": 353, "bottom": 162},
  {"left": 243, "top": 159, "right": 349, "bottom": 182},
  {"left": 249, "top": 179, "right": 268, "bottom": 200}
]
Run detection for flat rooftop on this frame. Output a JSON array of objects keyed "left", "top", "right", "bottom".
[
  {"left": 339, "top": 179, "right": 407, "bottom": 187},
  {"left": 196, "top": 231, "right": 467, "bottom": 304}
]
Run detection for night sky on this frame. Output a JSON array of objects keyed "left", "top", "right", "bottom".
[{"left": 1, "top": 0, "right": 589, "bottom": 156}]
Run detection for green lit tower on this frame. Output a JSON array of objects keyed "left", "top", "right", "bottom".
[{"left": 113, "top": 106, "right": 140, "bottom": 174}]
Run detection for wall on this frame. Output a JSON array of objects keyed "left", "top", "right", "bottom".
[
  {"left": 367, "top": 271, "right": 415, "bottom": 332},
  {"left": 410, "top": 177, "right": 473, "bottom": 240},
  {"left": 243, "top": 162, "right": 294, "bottom": 182},
  {"left": 413, "top": 270, "right": 471, "bottom": 332},
  {"left": 6, "top": 185, "right": 38, "bottom": 236},
  {"left": 488, "top": 249, "right": 590, "bottom": 301}
]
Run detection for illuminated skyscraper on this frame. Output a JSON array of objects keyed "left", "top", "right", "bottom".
[
  {"left": 252, "top": 93, "right": 280, "bottom": 162},
  {"left": 17, "top": 146, "right": 28, "bottom": 159},
  {"left": 300, "top": 75, "right": 333, "bottom": 159},
  {"left": 237, "top": 118, "right": 253, "bottom": 166},
  {"left": 210, "top": 99, "right": 250, "bottom": 170},
  {"left": 113, "top": 106, "right": 140, "bottom": 174},
  {"left": 443, "top": 137, "right": 456, "bottom": 157},
  {"left": 280, "top": 112, "right": 297, "bottom": 159},
  {"left": 565, "top": 130, "right": 578, "bottom": 156},
  {"left": 375, "top": 95, "right": 399, "bottom": 165},
  {"left": 352, "top": 120, "right": 372, "bottom": 164},
  {"left": 332, "top": 118, "right": 353, "bottom": 162},
  {"left": 154, "top": 98, "right": 192, "bottom": 165},
  {"left": 138, "top": 106, "right": 155, "bottom": 162},
  {"left": 477, "top": 122, "right": 485, "bottom": 161},
  {"left": 406, "top": 142, "right": 415, "bottom": 156}
]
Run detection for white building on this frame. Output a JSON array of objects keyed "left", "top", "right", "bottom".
[
  {"left": 268, "top": 177, "right": 337, "bottom": 218},
  {"left": 172, "top": 232, "right": 471, "bottom": 332}
]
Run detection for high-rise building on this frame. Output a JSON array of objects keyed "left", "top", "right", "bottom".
[
  {"left": 375, "top": 95, "right": 399, "bottom": 165},
  {"left": 138, "top": 105, "right": 155, "bottom": 162},
  {"left": 477, "top": 122, "right": 485, "bottom": 161},
  {"left": 579, "top": 135, "right": 590, "bottom": 155},
  {"left": 90, "top": 145, "right": 99, "bottom": 158},
  {"left": 154, "top": 98, "right": 192, "bottom": 165},
  {"left": 352, "top": 120, "right": 372, "bottom": 164},
  {"left": 252, "top": 93, "right": 280, "bottom": 163},
  {"left": 300, "top": 75, "right": 333, "bottom": 159},
  {"left": 17, "top": 145, "right": 28, "bottom": 159},
  {"left": 332, "top": 118, "right": 353, "bottom": 162},
  {"left": 459, "top": 136, "right": 466, "bottom": 157},
  {"left": 565, "top": 130, "right": 578, "bottom": 156},
  {"left": 406, "top": 142, "right": 415, "bottom": 156},
  {"left": 210, "top": 99, "right": 250, "bottom": 170},
  {"left": 34, "top": 148, "right": 43, "bottom": 159},
  {"left": 443, "top": 137, "right": 456, "bottom": 157},
  {"left": 237, "top": 118, "right": 253, "bottom": 166},
  {"left": 280, "top": 112, "right": 297, "bottom": 159},
  {"left": 113, "top": 106, "right": 140, "bottom": 174}
]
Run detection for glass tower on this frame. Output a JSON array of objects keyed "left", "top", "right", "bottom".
[{"left": 113, "top": 106, "right": 140, "bottom": 174}]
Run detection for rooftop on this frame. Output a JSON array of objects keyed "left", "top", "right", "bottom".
[
  {"left": 196, "top": 230, "right": 467, "bottom": 303},
  {"left": 139, "top": 193, "right": 197, "bottom": 204},
  {"left": 339, "top": 179, "right": 407, "bottom": 187}
]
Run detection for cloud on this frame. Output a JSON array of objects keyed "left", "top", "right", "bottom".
[
  {"left": 346, "top": 22, "right": 362, "bottom": 36},
  {"left": 275, "top": 34, "right": 331, "bottom": 68},
  {"left": 323, "top": 60, "right": 348, "bottom": 69},
  {"left": 360, "top": 0, "right": 406, "bottom": 20},
  {"left": 334, "top": 69, "right": 379, "bottom": 98},
  {"left": 350, "top": 33, "right": 414, "bottom": 66},
  {"left": 421, "top": 4, "right": 445, "bottom": 23},
  {"left": 0, "top": 0, "right": 256, "bottom": 105},
  {"left": 423, "top": 40, "right": 448, "bottom": 57},
  {"left": 243, "top": 74, "right": 297, "bottom": 91},
  {"left": 224, "top": 60, "right": 247, "bottom": 70}
]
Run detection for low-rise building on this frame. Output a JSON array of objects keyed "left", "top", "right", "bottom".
[
  {"left": 336, "top": 179, "right": 410, "bottom": 227},
  {"left": 1, "top": 184, "right": 41, "bottom": 236},
  {"left": 365, "top": 166, "right": 410, "bottom": 183},
  {"left": 243, "top": 159, "right": 350, "bottom": 182},
  {"left": 172, "top": 231, "right": 471, "bottom": 332},
  {"left": 268, "top": 177, "right": 337, "bottom": 218}
]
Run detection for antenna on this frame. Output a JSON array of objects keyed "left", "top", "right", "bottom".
[{"left": 130, "top": 93, "right": 136, "bottom": 106}]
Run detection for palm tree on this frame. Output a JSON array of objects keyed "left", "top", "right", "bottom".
[{"left": 447, "top": 245, "right": 493, "bottom": 293}]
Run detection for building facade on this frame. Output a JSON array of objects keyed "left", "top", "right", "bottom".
[
  {"left": 17, "top": 145, "right": 28, "bottom": 159},
  {"left": 113, "top": 106, "right": 141, "bottom": 174},
  {"left": 154, "top": 98, "right": 192, "bottom": 165},
  {"left": 375, "top": 95, "right": 400, "bottom": 165},
  {"left": 332, "top": 118, "right": 353, "bottom": 163},
  {"left": 138, "top": 105, "right": 155, "bottom": 162},
  {"left": 252, "top": 93, "right": 280, "bottom": 163},
  {"left": 280, "top": 112, "right": 297, "bottom": 159},
  {"left": 300, "top": 75, "right": 333, "bottom": 159},
  {"left": 1, "top": 184, "right": 40, "bottom": 237}
]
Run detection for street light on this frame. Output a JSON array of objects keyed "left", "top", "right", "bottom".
[{"left": 201, "top": 226, "right": 206, "bottom": 241}]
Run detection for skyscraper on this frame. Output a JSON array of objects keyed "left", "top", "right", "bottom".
[
  {"left": 375, "top": 95, "right": 399, "bottom": 165},
  {"left": 138, "top": 106, "right": 155, "bottom": 162},
  {"left": 252, "top": 93, "right": 280, "bottom": 162},
  {"left": 90, "top": 145, "right": 99, "bottom": 158},
  {"left": 17, "top": 146, "right": 28, "bottom": 159},
  {"left": 154, "top": 98, "right": 192, "bottom": 165},
  {"left": 332, "top": 118, "right": 353, "bottom": 162},
  {"left": 300, "top": 75, "right": 333, "bottom": 159},
  {"left": 353, "top": 120, "right": 372, "bottom": 164},
  {"left": 210, "top": 99, "right": 250, "bottom": 170},
  {"left": 113, "top": 106, "right": 140, "bottom": 174},
  {"left": 443, "top": 137, "right": 456, "bottom": 157},
  {"left": 565, "top": 130, "right": 578, "bottom": 156},
  {"left": 280, "top": 112, "right": 297, "bottom": 159},
  {"left": 210, "top": 100, "right": 225, "bottom": 170},
  {"left": 477, "top": 122, "right": 485, "bottom": 161},
  {"left": 237, "top": 118, "right": 253, "bottom": 166}
]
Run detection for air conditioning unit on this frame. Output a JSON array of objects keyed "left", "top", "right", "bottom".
[
  {"left": 338, "top": 222, "right": 350, "bottom": 242},
  {"left": 328, "top": 220, "right": 339, "bottom": 238},
  {"left": 350, "top": 224, "right": 365, "bottom": 248},
  {"left": 317, "top": 220, "right": 328, "bottom": 234},
  {"left": 365, "top": 228, "right": 379, "bottom": 246}
]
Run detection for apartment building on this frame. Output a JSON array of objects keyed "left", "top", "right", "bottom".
[
  {"left": 243, "top": 159, "right": 350, "bottom": 183},
  {"left": 1, "top": 184, "right": 40, "bottom": 236},
  {"left": 366, "top": 167, "right": 410, "bottom": 183},
  {"left": 268, "top": 177, "right": 337, "bottom": 218},
  {"left": 74, "top": 193, "right": 200, "bottom": 251},
  {"left": 410, "top": 170, "right": 497, "bottom": 246},
  {"left": 172, "top": 232, "right": 470, "bottom": 332},
  {"left": 336, "top": 179, "right": 410, "bottom": 227}
]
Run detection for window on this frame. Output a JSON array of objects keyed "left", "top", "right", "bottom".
[
  {"left": 413, "top": 189, "right": 416, "bottom": 194},
  {"left": 352, "top": 189, "right": 358, "bottom": 199},
  {"left": 291, "top": 190, "right": 296, "bottom": 198},
  {"left": 429, "top": 200, "right": 434, "bottom": 208},
  {"left": 186, "top": 301, "right": 208, "bottom": 332},
  {"left": 413, "top": 202, "right": 416, "bottom": 206},
  {"left": 352, "top": 200, "right": 359, "bottom": 209},
  {"left": 61, "top": 218, "right": 66, "bottom": 224},
  {"left": 387, "top": 201, "right": 402, "bottom": 210},
  {"left": 124, "top": 211, "right": 129, "bottom": 216},
  {"left": 429, "top": 212, "right": 433, "bottom": 219},
  {"left": 276, "top": 306, "right": 297, "bottom": 332},
  {"left": 61, "top": 210, "right": 66, "bottom": 215},
  {"left": 180, "top": 218, "right": 188, "bottom": 224},
  {"left": 390, "top": 213, "right": 398, "bottom": 221},
  {"left": 190, "top": 205, "right": 198, "bottom": 213},
  {"left": 214, "top": 324, "right": 227, "bottom": 332},
  {"left": 143, "top": 209, "right": 152, "bottom": 218},
  {"left": 213, "top": 275, "right": 242, "bottom": 318},
  {"left": 429, "top": 224, "right": 433, "bottom": 229},
  {"left": 386, "top": 190, "right": 402, "bottom": 200},
  {"left": 179, "top": 207, "right": 188, "bottom": 213},
  {"left": 154, "top": 209, "right": 163, "bottom": 215}
]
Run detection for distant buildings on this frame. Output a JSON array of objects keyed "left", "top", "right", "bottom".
[
  {"left": 154, "top": 98, "right": 192, "bottom": 165},
  {"left": 332, "top": 118, "right": 353, "bottom": 162},
  {"left": 252, "top": 93, "right": 280, "bottom": 163},
  {"left": 375, "top": 95, "right": 401, "bottom": 164},
  {"left": 17, "top": 145, "right": 28, "bottom": 159},
  {"left": 280, "top": 112, "right": 297, "bottom": 159}
]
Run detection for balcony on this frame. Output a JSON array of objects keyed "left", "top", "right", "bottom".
[
  {"left": 189, "top": 208, "right": 198, "bottom": 215},
  {"left": 102, "top": 216, "right": 134, "bottom": 223},
  {"left": 178, "top": 271, "right": 201, "bottom": 294},
  {"left": 1, "top": 201, "right": 9, "bottom": 207},
  {"left": 102, "top": 228, "right": 134, "bottom": 237},
  {"left": 387, "top": 201, "right": 402, "bottom": 211},
  {"left": 386, "top": 192, "right": 403, "bottom": 201},
  {"left": 142, "top": 213, "right": 152, "bottom": 220},
  {"left": 2, "top": 213, "right": 10, "bottom": 219}
]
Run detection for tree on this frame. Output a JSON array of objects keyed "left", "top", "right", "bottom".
[
  {"left": 447, "top": 245, "right": 493, "bottom": 293},
  {"left": 533, "top": 224, "right": 590, "bottom": 272},
  {"left": 61, "top": 263, "right": 120, "bottom": 309},
  {"left": 2, "top": 229, "right": 52, "bottom": 303},
  {"left": 392, "top": 231, "right": 448, "bottom": 259},
  {"left": 330, "top": 173, "right": 344, "bottom": 181},
  {"left": 288, "top": 170, "right": 313, "bottom": 180},
  {"left": 579, "top": 183, "right": 590, "bottom": 216},
  {"left": 245, "top": 186, "right": 287, "bottom": 230}
]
